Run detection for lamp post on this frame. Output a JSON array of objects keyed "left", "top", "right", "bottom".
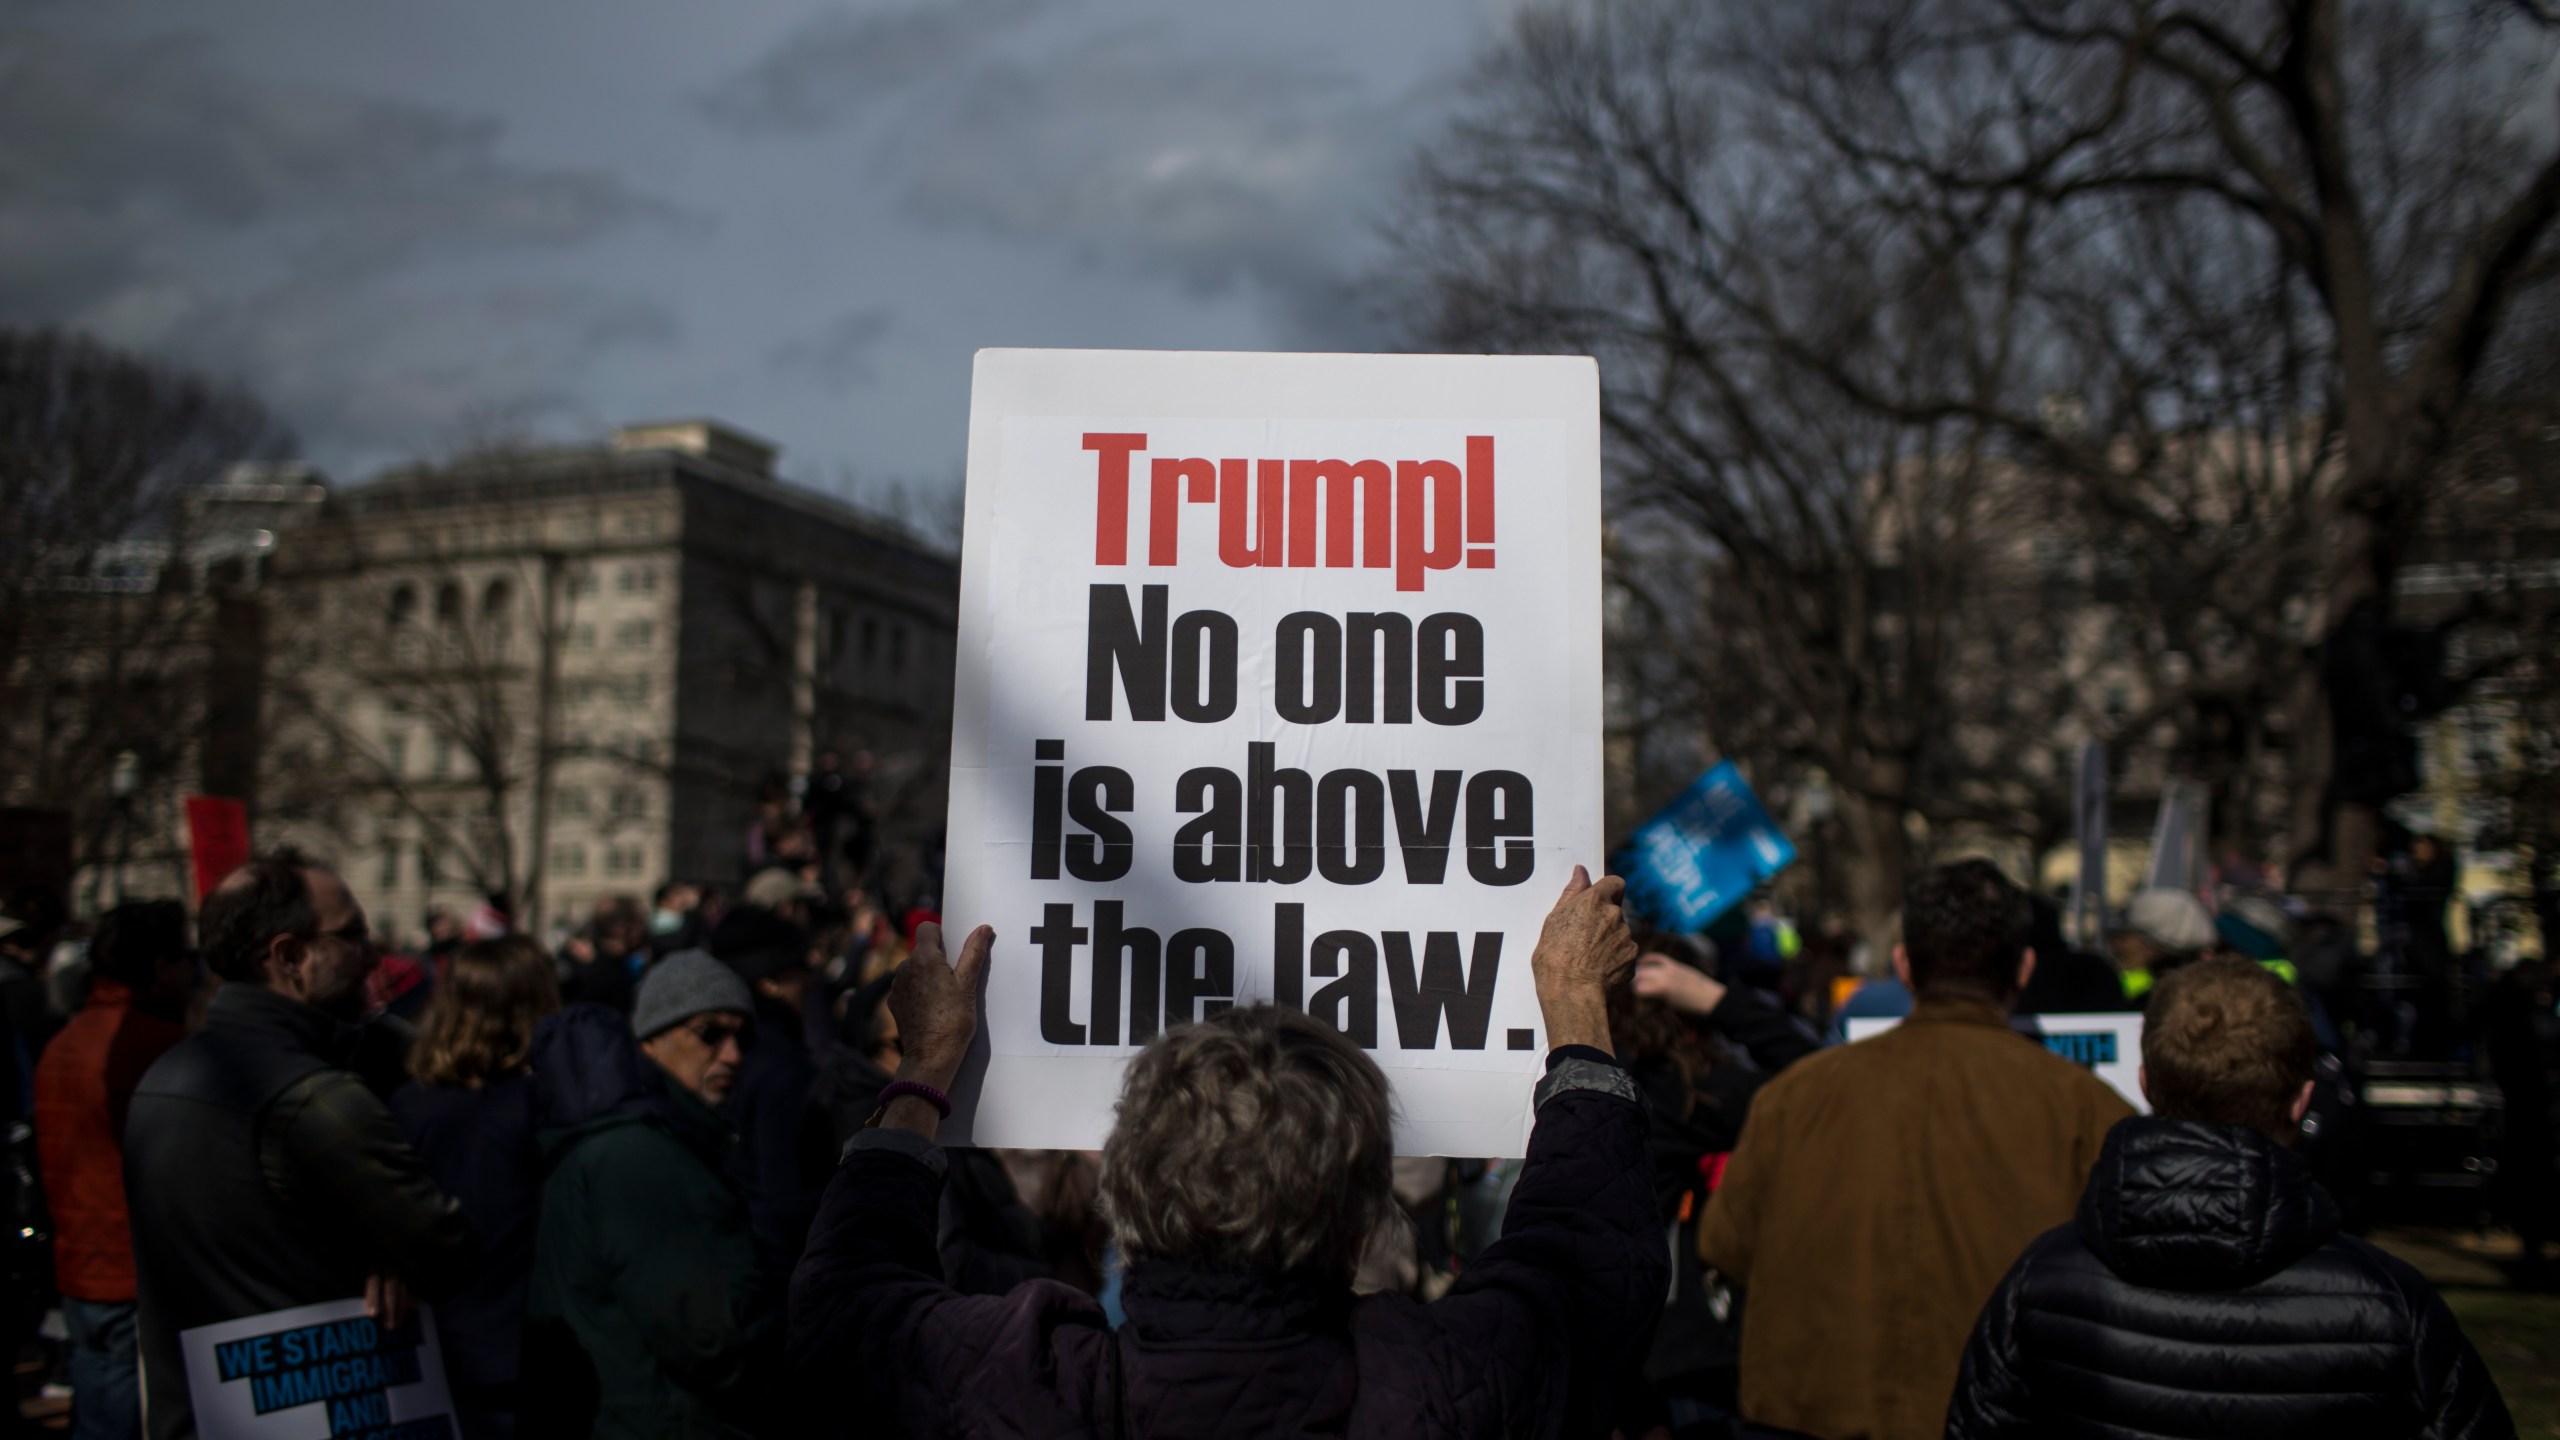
[{"left": 110, "top": 749, "right": 140, "bottom": 903}]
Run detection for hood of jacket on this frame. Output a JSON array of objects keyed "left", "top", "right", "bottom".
[
  {"left": 529, "top": 1002, "right": 729, "bottom": 1162},
  {"left": 2077, "top": 1115, "right": 2339, "bottom": 1291}
]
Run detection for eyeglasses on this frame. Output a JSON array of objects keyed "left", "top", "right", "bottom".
[
  {"left": 317, "top": 921, "right": 375, "bottom": 955},
  {"left": 686, "top": 1018, "right": 749, "bottom": 1049}
]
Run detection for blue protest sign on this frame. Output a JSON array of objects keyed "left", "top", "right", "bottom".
[{"left": 1617, "top": 762, "right": 1798, "bottom": 932}]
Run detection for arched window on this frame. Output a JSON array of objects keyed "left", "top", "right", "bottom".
[
  {"left": 387, "top": 584, "right": 418, "bottom": 628},
  {"left": 482, "top": 577, "right": 513, "bottom": 621},
  {"left": 435, "top": 582, "right": 464, "bottom": 626}
]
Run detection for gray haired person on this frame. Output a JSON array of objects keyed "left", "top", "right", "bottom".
[{"left": 790, "top": 867, "right": 1669, "bottom": 1438}]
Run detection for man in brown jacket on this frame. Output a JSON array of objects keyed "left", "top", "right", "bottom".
[{"left": 1700, "top": 859, "right": 2132, "bottom": 1440}]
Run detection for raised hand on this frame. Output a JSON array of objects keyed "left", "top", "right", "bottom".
[
  {"left": 887, "top": 922, "right": 994, "bottom": 1092},
  {"left": 1529, "top": 866, "right": 1637, "bottom": 1055}
]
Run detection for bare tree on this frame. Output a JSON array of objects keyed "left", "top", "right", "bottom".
[
  {"left": 259, "top": 528, "right": 566, "bottom": 920},
  {"left": 1398, "top": 0, "right": 2560, "bottom": 939},
  {"left": 0, "top": 328, "right": 293, "bottom": 900}
]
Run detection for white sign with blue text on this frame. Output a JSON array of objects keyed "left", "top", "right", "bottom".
[
  {"left": 1844, "top": 1011, "right": 2149, "bottom": 1113},
  {"left": 177, "top": 1298, "right": 456, "bottom": 1440}
]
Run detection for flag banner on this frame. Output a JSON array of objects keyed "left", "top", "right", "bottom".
[{"left": 1617, "top": 762, "right": 1796, "bottom": 933}]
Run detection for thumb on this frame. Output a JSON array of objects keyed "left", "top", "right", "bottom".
[
  {"left": 952, "top": 924, "right": 995, "bottom": 989},
  {"left": 1560, "top": 863, "right": 1592, "bottom": 902},
  {"left": 910, "top": 921, "right": 947, "bottom": 968}
]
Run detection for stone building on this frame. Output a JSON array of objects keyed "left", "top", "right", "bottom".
[{"left": 259, "top": 420, "right": 957, "bottom": 940}]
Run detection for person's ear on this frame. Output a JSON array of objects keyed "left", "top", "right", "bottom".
[
  {"left": 263, "top": 932, "right": 306, "bottom": 994},
  {"left": 1891, "top": 944, "right": 1911, "bottom": 987},
  {"left": 2289, "top": 1079, "right": 2315, "bottom": 1127},
  {"left": 2016, "top": 947, "right": 2038, "bottom": 994}
]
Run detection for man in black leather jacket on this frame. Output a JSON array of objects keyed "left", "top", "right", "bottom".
[
  {"left": 1947, "top": 957, "right": 2512, "bottom": 1439},
  {"left": 127, "top": 852, "right": 481, "bottom": 1440}
]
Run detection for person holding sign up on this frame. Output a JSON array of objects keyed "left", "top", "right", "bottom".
[{"left": 789, "top": 864, "right": 1661, "bottom": 1438}]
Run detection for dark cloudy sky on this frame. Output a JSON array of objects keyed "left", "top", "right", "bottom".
[{"left": 2, "top": 0, "right": 1512, "bottom": 501}]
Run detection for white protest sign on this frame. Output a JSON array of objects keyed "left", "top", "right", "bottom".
[
  {"left": 178, "top": 1298, "right": 456, "bottom": 1440},
  {"left": 1844, "top": 1011, "right": 2150, "bottom": 1113},
  {"left": 943, "top": 349, "right": 1602, "bottom": 1156}
]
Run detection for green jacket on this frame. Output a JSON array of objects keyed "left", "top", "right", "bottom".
[{"left": 525, "top": 1006, "right": 781, "bottom": 1439}]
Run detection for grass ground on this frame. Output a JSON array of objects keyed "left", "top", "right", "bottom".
[{"left": 2371, "top": 1227, "right": 2560, "bottom": 1437}]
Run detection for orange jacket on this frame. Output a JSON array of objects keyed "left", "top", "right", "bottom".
[{"left": 33, "top": 979, "right": 187, "bottom": 1302}]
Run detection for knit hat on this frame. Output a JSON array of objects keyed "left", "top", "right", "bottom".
[
  {"left": 631, "top": 948, "right": 754, "bottom": 1040},
  {"left": 2215, "top": 893, "right": 2297, "bottom": 961},
  {"left": 2125, "top": 888, "right": 2215, "bottom": 954}
]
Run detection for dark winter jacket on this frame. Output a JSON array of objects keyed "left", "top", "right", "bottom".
[
  {"left": 1947, "top": 1115, "right": 2514, "bottom": 1439},
  {"left": 126, "top": 983, "right": 481, "bottom": 1440},
  {"left": 719, "top": 992, "right": 831, "bottom": 1273},
  {"left": 787, "top": 1049, "right": 1664, "bottom": 1439},
  {"left": 392, "top": 1072, "right": 543, "bottom": 1439},
  {"left": 523, "top": 1005, "right": 782, "bottom": 1440}
]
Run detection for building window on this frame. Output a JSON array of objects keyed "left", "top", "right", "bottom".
[
  {"left": 572, "top": 624, "right": 597, "bottom": 650},
  {"left": 384, "top": 734, "right": 408, "bottom": 775},
  {"left": 378, "top": 840, "right": 401, "bottom": 890},
  {"left": 387, "top": 584, "right": 418, "bottom": 629},
  {"left": 568, "top": 570, "right": 599, "bottom": 599},
  {"left": 615, "top": 620, "right": 654, "bottom": 650},
  {"left": 618, "top": 564, "right": 657, "bottom": 594},
  {"left": 432, "top": 736, "right": 454, "bottom": 779},
  {"left": 603, "top": 844, "right": 647, "bottom": 877},
  {"left": 555, "top": 788, "right": 589, "bottom": 817},
  {"left": 551, "top": 843, "right": 588, "bottom": 876},
  {"left": 608, "top": 788, "right": 646, "bottom": 819},
  {"left": 435, "top": 582, "right": 464, "bottom": 627},
  {"left": 420, "top": 844, "right": 441, "bottom": 888}
]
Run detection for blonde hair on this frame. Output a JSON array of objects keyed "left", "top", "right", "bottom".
[
  {"left": 1100, "top": 1005, "right": 1394, "bottom": 1284},
  {"left": 410, "top": 935, "right": 562, "bottom": 1088}
]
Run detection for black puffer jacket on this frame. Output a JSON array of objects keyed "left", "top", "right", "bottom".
[{"left": 1947, "top": 1116, "right": 2513, "bottom": 1439}]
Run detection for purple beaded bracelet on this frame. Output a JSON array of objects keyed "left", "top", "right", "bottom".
[{"left": 872, "top": 1078, "right": 952, "bottom": 1121}]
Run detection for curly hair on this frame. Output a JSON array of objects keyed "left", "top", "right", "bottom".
[
  {"left": 1099, "top": 1005, "right": 1395, "bottom": 1284},
  {"left": 410, "top": 935, "right": 562, "bottom": 1088}
]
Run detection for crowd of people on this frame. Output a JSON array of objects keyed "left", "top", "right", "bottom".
[{"left": 0, "top": 825, "right": 2538, "bottom": 1438}]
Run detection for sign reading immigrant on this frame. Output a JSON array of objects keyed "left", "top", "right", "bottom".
[
  {"left": 178, "top": 1299, "right": 456, "bottom": 1440},
  {"left": 943, "top": 349, "right": 1602, "bottom": 1155}
]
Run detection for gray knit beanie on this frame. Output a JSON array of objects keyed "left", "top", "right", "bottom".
[{"left": 632, "top": 948, "right": 754, "bottom": 1040}]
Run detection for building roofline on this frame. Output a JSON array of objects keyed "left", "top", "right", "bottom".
[{"left": 337, "top": 442, "right": 954, "bottom": 562}]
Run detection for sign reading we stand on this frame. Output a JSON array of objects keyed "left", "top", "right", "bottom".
[{"left": 942, "top": 350, "right": 1603, "bottom": 1155}]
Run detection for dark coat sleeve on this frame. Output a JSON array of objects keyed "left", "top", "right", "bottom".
[
  {"left": 1702, "top": 984, "right": 1820, "bottom": 1074},
  {"left": 727, "top": 1046, "right": 828, "bottom": 1273},
  {"left": 2393, "top": 1253, "right": 2515, "bottom": 1439},
  {"left": 790, "top": 1134, "right": 1109, "bottom": 1438},
  {"left": 1944, "top": 1241, "right": 2041, "bottom": 1440},
  {"left": 594, "top": 1126, "right": 783, "bottom": 1418},
  {"left": 266, "top": 1070, "right": 483, "bottom": 1300},
  {"left": 1423, "top": 1080, "right": 1666, "bottom": 1440}
]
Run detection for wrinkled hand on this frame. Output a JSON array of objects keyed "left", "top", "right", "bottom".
[
  {"left": 363, "top": 1273, "right": 413, "bottom": 1334},
  {"left": 888, "top": 922, "right": 992, "bottom": 1091},
  {"left": 1635, "top": 952, "right": 1727, "bottom": 1017},
  {"left": 1529, "top": 867, "right": 1636, "bottom": 1054}
]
